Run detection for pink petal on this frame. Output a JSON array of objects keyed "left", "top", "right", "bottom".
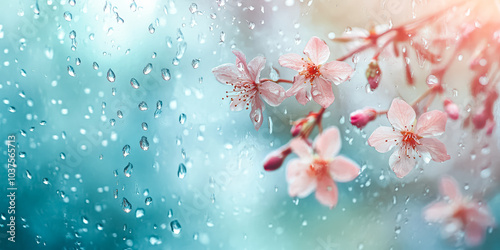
[
  {"left": 288, "top": 171, "right": 317, "bottom": 198},
  {"left": 417, "top": 138, "right": 450, "bottom": 163},
  {"left": 416, "top": 110, "right": 447, "bottom": 137},
  {"left": 311, "top": 77, "right": 335, "bottom": 108},
  {"left": 423, "top": 201, "right": 454, "bottom": 222},
  {"left": 248, "top": 56, "right": 266, "bottom": 82},
  {"left": 315, "top": 174, "right": 338, "bottom": 209},
  {"left": 464, "top": 222, "right": 486, "bottom": 246},
  {"left": 290, "top": 137, "right": 313, "bottom": 160},
  {"left": 389, "top": 149, "right": 416, "bottom": 178},
  {"left": 286, "top": 158, "right": 309, "bottom": 181},
  {"left": 229, "top": 98, "right": 246, "bottom": 111},
  {"left": 467, "top": 204, "right": 495, "bottom": 227},
  {"left": 313, "top": 126, "right": 341, "bottom": 158},
  {"left": 259, "top": 81, "right": 286, "bottom": 106},
  {"left": 279, "top": 53, "right": 305, "bottom": 71},
  {"left": 232, "top": 50, "right": 252, "bottom": 79},
  {"left": 286, "top": 75, "right": 306, "bottom": 97},
  {"left": 296, "top": 86, "right": 312, "bottom": 105},
  {"left": 387, "top": 98, "right": 416, "bottom": 131},
  {"left": 212, "top": 63, "right": 244, "bottom": 84},
  {"left": 329, "top": 156, "right": 360, "bottom": 182},
  {"left": 439, "top": 176, "right": 462, "bottom": 201},
  {"left": 320, "top": 61, "right": 354, "bottom": 85},
  {"left": 368, "top": 126, "right": 402, "bottom": 153},
  {"left": 249, "top": 97, "right": 264, "bottom": 131},
  {"left": 304, "top": 36, "right": 330, "bottom": 65}
]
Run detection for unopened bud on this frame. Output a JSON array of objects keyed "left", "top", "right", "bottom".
[
  {"left": 350, "top": 108, "right": 377, "bottom": 128},
  {"left": 290, "top": 112, "right": 318, "bottom": 137},
  {"left": 263, "top": 146, "right": 292, "bottom": 171},
  {"left": 443, "top": 99, "right": 459, "bottom": 120},
  {"left": 290, "top": 123, "right": 303, "bottom": 137},
  {"left": 366, "top": 60, "right": 381, "bottom": 90},
  {"left": 472, "top": 111, "right": 487, "bottom": 129}
]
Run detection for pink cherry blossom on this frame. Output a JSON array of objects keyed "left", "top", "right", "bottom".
[
  {"left": 279, "top": 36, "right": 353, "bottom": 108},
  {"left": 424, "top": 176, "right": 495, "bottom": 246},
  {"left": 286, "top": 127, "right": 360, "bottom": 208},
  {"left": 212, "top": 50, "right": 286, "bottom": 130},
  {"left": 367, "top": 98, "right": 450, "bottom": 178}
]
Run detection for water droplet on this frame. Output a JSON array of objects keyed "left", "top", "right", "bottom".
[
  {"left": 426, "top": 75, "right": 439, "bottom": 86},
  {"left": 191, "top": 59, "right": 200, "bottom": 69},
  {"left": 170, "top": 220, "right": 181, "bottom": 235},
  {"left": 176, "top": 42, "right": 187, "bottom": 59},
  {"left": 124, "top": 162, "right": 133, "bottom": 177},
  {"left": 140, "top": 136, "right": 149, "bottom": 151},
  {"left": 122, "top": 145, "right": 131, "bottom": 157},
  {"left": 60, "top": 152, "right": 66, "bottom": 159},
  {"left": 122, "top": 198, "right": 132, "bottom": 213},
  {"left": 136, "top": 208, "right": 145, "bottom": 218},
  {"left": 156, "top": 100, "right": 163, "bottom": 110},
  {"left": 93, "top": 62, "right": 99, "bottom": 70},
  {"left": 148, "top": 23, "right": 155, "bottom": 34},
  {"left": 67, "top": 66, "right": 76, "bottom": 77},
  {"left": 145, "top": 197, "right": 153, "bottom": 206},
  {"left": 189, "top": 3, "right": 198, "bottom": 13},
  {"left": 142, "top": 122, "right": 148, "bottom": 131},
  {"left": 69, "top": 0, "right": 76, "bottom": 6},
  {"left": 138, "top": 101, "right": 148, "bottom": 111},
  {"left": 143, "top": 63, "right": 153, "bottom": 75},
  {"left": 69, "top": 30, "right": 77, "bottom": 39},
  {"left": 63, "top": 11, "right": 72, "bottom": 21},
  {"left": 161, "top": 68, "right": 171, "bottom": 81},
  {"left": 8, "top": 106, "right": 16, "bottom": 113},
  {"left": 42, "top": 178, "right": 49, "bottom": 185},
  {"left": 82, "top": 216, "right": 89, "bottom": 224},
  {"left": 107, "top": 68, "right": 115, "bottom": 82},
  {"left": 149, "top": 235, "right": 162, "bottom": 245},
  {"left": 177, "top": 163, "right": 186, "bottom": 179},
  {"left": 26, "top": 170, "right": 32, "bottom": 179},
  {"left": 154, "top": 109, "right": 162, "bottom": 118},
  {"left": 130, "top": 78, "right": 140, "bottom": 89},
  {"left": 179, "top": 113, "right": 186, "bottom": 124}
]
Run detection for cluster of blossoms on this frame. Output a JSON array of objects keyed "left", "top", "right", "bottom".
[{"left": 212, "top": 1, "right": 498, "bottom": 246}]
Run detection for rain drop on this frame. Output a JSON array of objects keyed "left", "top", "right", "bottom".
[
  {"left": 191, "top": 59, "right": 200, "bottom": 69},
  {"left": 140, "top": 136, "right": 149, "bottom": 151},
  {"left": 145, "top": 197, "right": 153, "bottom": 206},
  {"left": 130, "top": 78, "right": 140, "bottom": 89},
  {"left": 161, "top": 68, "right": 171, "bottom": 81},
  {"left": 63, "top": 11, "right": 72, "bottom": 21},
  {"left": 177, "top": 163, "right": 186, "bottom": 179},
  {"left": 170, "top": 220, "right": 181, "bottom": 235},
  {"left": 93, "top": 62, "right": 99, "bottom": 70},
  {"left": 122, "top": 198, "right": 132, "bottom": 213},
  {"left": 142, "top": 122, "right": 148, "bottom": 131},
  {"left": 124, "top": 162, "right": 133, "bottom": 177},
  {"left": 148, "top": 24, "right": 155, "bottom": 34},
  {"left": 138, "top": 101, "right": 148, "bottom": 111},
  {"left": 143, "top": 63, "right": 153, "bottom": 75},
  {"left": 122, "top": 145, "right": 131, "bottom": 157},
  {"left": 179, "top": 113, "right": 186, "bottom": 124},
  {"left": 107, "top": 68, "right": 115, "bottom": 82},
  {"left": 136, "top": 208, "right": 145, "bottom": 218},
  {"left": 67, "top": 66, "right": 76, "bottom": 77}
]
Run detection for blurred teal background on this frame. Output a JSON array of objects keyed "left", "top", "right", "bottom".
[{"left": 0, "top": 0, "right": 499, "bottom": 249}]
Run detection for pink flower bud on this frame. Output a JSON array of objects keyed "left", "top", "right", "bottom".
[
  {"left": 472, "top": 111, "right": 487, "bottom": 129},
  {"left": 366, "top": 60, "right": 381, "bottom": 90},
  {"left": 290, "top": 112, "right": 319, "bottom": 137},
  {"left": 443, "top": 99, "right": 459, "bottom": 120},
  {"left": 290, "top": 123, "right": 303, "bottom": 137},
  {"left": 350, "top": 108, "right": 377, "bottom": 128},
  {"left": 263, "top": 146, "right": 292, "bottom": 171}
]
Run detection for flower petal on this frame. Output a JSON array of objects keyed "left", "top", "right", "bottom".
[
  {"left": 296, "top": 85, "right": 312, "bottom": 105},
  {"left": 315, "top": 174, "right": 338, "bottom": 209},
  {"left": 212, "top": 63, "right": 243, "bottom": 84},
  {"left": 416, "top": 110, "right": 447, "bottom": 137},
  {"left": 423, "top": 201, "right": 454, "bottom": 222},
  {"left": 368, "top": 126, "right": 402, "bottom": 153},
  {"left": 249, "top": 96, "right": 264, "bottom": 131},
  {"left": 389, "top": 149, "right": 415, "bottom": 178},
  {"left": 286, "top": 75, "right": 306, "bottom": 97},
  {"left": 311, "top": 77, "right": 335, "bottom": 108},
  {"left": 467, "top": 204, "right": 495, "bottom": 227},
  {"left": 233, "top": 50, "right": 252, "bottom": 79},
  {"left": 387, "top": 98, "right": 416, "bottom": 131},
  {"left": 290, "top": 137, "right": 313, "bottom": 160},
  {"left": 279, "top": 53, "right": 305, "bottom": 71},
  {"left": 439, "top": 176, "right": 462, "bottom": 201},
  {"left": 464, "top": 222, "right": 486, "bottom": 246},
  {"left": 329, "top": 156, "right": 360, "bottom": 182},
  {"left": 288, "top": 171, "right": 317, "bottom": 198},
  {"left": 229, "top": 98, "right": 246, "bottom": 111},
  {"left": 320, "top": 61, "right": 353, "bottom": 85},
  {"left": 248, "top": 56, "right": 266, "bottom": 82},
  {"left": 286, "top": 158, "right": 309, "bottom": 181},
  {"left": 304, "top": 36, "right": 330, "bottom": 65},
  {"left": 417, "top": 138, "right": 450, "bottom": 163},
  {"left": 259, "top": 81, "right": 286, "bottom": 106},
  {"left": 314, "top": 126, "right": 341, "bottom": 158}
]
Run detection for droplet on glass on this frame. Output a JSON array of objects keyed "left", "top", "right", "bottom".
[
  {"left": 148, "top": 24, "right": 155, "bottom": 34},
  {"left": 143, "top": 63, "right": 153, "bottom": 75},
  {"left": 138, "top": 101, "right": 148, "bottom": 111},
  {"left": 170, "top": 220, "right": 181, "bottom": 235},
  {"left": 63, "top": 11, "right": 72, "bottom": 21},
  {"left": 93, "top": 62, "right": 99, "bottom": 70},
  {"left": 124, "top": 162, "right": 133, "bottom": 177},
  {"left": 107, "top": 68, "right": 115, "bottom": 82},
  {"left": 191, "top": 59, "right": 200, "bottom": 69},
  {"left": 161, "top": 68, "right": 171, "bottom": 81},
  {"left": 130, "top": 78, "right": 140, "bottom": 89},
  {"left": 177, "top": 163, "right": 186, "bottom": 179},
  {"left": 122, "top": 198, "right": 132, "bottom": 213},
  {"left": 142, "top": 122, "right": 148, "bottom": 131},
  {"left": 135, "top": 208, "right": 145, "bottom": 218},
  {"left": 140, "top": 136, "right": 149, "bottom": 151},
  {"left": 145, "top": 197, "right": 153, "bottom": 206},
  {"left": 122, "top": 145, "right": 131, "bottom": 157},
  {"left": 67, "top": 66, "right": 76, "bottom": 77},
  {"left": 179, "top": 113, "right": 186, "bottom": 124}
]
